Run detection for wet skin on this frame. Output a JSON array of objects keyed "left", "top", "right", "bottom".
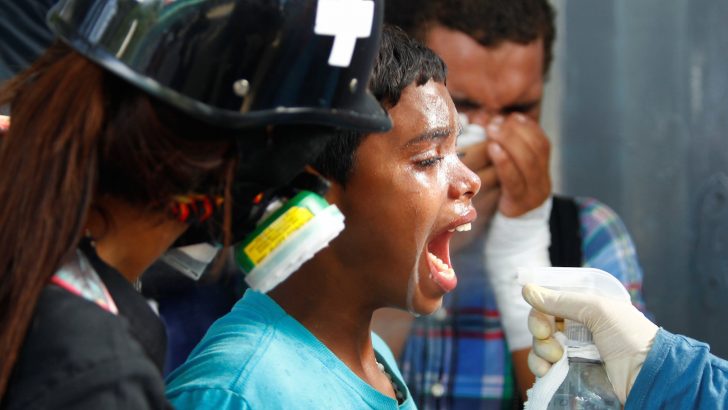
[
  {"left": 325, "top": 79, "right": 480, "bottom": 315},
  {"left": 425, "top": 25, "right": 551, "bottom": 237},
  {"left": 270, "top": 80, "right": 479, "bottom": 401}
]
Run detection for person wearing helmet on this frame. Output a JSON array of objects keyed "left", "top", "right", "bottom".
[
  {"left": 0, "top": 0, "right": 389, "bottom": 408},
  {"left": 165, "top": 25, "right": 481, "bottom": 409}
]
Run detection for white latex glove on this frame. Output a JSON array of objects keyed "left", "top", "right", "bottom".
[
  {"left": 484, "top": 197, "right": 552, "bottom": 351},
  {"left": 522, "top": 283, "right": 659, "bottom": 404}
]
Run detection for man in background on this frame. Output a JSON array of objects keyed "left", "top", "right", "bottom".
[
  {"left": 376, "top": 1, "right": 650, "bottom": 408},
  {"left": 0, "top": 0, "right": 243, "bottom": 374}
]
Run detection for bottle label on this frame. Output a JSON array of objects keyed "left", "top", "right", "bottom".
[{"left": 566, "top": 343, "right": 602, "bottom": 361}]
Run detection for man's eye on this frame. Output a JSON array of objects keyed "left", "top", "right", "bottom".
[
  {"left": 504, "top": 103, "right": 538, "bottom": 115},
  {"left": 416, "top": 156, "right": 444, "bottom": 168}
]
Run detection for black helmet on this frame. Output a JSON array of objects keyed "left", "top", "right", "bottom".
[{"left": 47, "top": 0, "right": 391, "bottom": 132}]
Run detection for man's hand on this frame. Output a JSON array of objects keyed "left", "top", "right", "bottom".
[
  {"left": 452, "top": 113, "right": 551, "bottom": 250},
  {"left": 486, "top": 114, "right": 551, "bottom": 218},
  {"left": 523, "top": 284, "right": 659, "bottom": 404}
]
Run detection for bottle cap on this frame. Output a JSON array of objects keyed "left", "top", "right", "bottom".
[
  {"left": 564, "top": 320, "right": 592, "bottom": 343},
  {"left": 518, "top": 267, "right": 631, "bottom": 345}
]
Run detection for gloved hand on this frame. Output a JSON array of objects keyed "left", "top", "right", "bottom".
[{"left": 522, "top": 284, "right": 659, "bottom": 403}]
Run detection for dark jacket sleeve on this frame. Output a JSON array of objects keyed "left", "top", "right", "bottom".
[
  {"left": 46, "top": 355, "right": 171, "bottom": 410},
  {"left": 4, "top": 287, "right": 172, "bottom": 410}
]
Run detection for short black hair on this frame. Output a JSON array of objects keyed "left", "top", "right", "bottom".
[
  {"left": 385, "top": 0, "right": 556, "bottom": 75},
  {"left": 313, "top": 25, "right": 446, "bottom": 186}
]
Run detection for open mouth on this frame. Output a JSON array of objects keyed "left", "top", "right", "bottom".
[{"left": 426, "top": 222, "right": 472, "bottom": 293}]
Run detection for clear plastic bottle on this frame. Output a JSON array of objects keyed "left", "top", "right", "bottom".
[
  {"left": 518, "top": 267, "right": 628, "bottom": 410},
  {"left": 546, "top": 320, "right": 620, "bottom": 410}
]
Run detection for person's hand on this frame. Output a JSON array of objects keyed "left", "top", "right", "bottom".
[
  {"left": 0, "top": 115, "right": 9, "bottom": 133},
  {"left": 486, "top": 114, "right": 551, "bottom": 218},
  {"left": 452, "top": 113, "right": 551, "bottom": 249},
  {"left": 522, "top": 284, "right": 659, "bottom": 404}
]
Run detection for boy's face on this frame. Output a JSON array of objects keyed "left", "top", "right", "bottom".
[{"left": 327, "top": 80, "right": 480, "bottom": 315}]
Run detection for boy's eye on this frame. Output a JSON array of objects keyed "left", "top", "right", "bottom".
[{"left": 416, "top": 156, "right": 444, "bottom": 168}]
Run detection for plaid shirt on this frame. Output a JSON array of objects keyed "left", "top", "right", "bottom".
[{"left": 400, "top": 197, "right": 650, "bottom": 409}]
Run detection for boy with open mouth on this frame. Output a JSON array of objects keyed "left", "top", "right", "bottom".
[{"left": 166, "top": 26, "right": 480, "bottom": 409}]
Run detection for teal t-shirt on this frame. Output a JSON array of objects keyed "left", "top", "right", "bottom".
[{"left": 166, "top": 290, "right": 415, "bottom": 409}]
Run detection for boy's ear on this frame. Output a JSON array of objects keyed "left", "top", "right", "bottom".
[
  {"left": 303, "top": 165, "right": 343, "bottom": 206},
  {"left": 323, "top": 179, "right": 344, "bottom": 206}
]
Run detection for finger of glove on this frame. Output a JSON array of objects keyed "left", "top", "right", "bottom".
[
  {"left": 528, "top": 349, "right": 553, "bottom": 378},
  {"left": 533, "top": 336, "right": 564, "bottom": 363},
  {"left": 528, "top": 308, "right": 555, "bottom": 339},
  {"left": 522, "top": 284, "right": 601, "bottom": 326}
]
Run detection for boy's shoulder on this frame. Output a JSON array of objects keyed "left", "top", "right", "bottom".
[
  {"left": 165, "top": 290, "right": 350, "bottom": 407},
  {"left": 165, "top": 291, "right": 281, "bottom": 394},
  {"left": 167, "top": 293, "right": 410, "bottom": 409}
]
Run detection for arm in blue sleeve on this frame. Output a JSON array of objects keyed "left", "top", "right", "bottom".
[{"left": 626, "top": 329, "right": 728, "bottom": 409}]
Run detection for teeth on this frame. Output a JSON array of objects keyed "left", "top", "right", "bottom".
[
  {"left": 427, "top": 252, "right": 454, "bottom": 279},
  {"left": 439, "top": 267, "right": 455, "bottom": 279},
  {"left": 427, "top": 252, "right": 449, "bottom": 269},
  {"left": 448, "top": 222, "right": 472, "bottom": 232}
]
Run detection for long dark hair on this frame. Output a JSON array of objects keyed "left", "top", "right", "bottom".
[{"left": 0, "top": 42, "right": 238, "bottom": 395}]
